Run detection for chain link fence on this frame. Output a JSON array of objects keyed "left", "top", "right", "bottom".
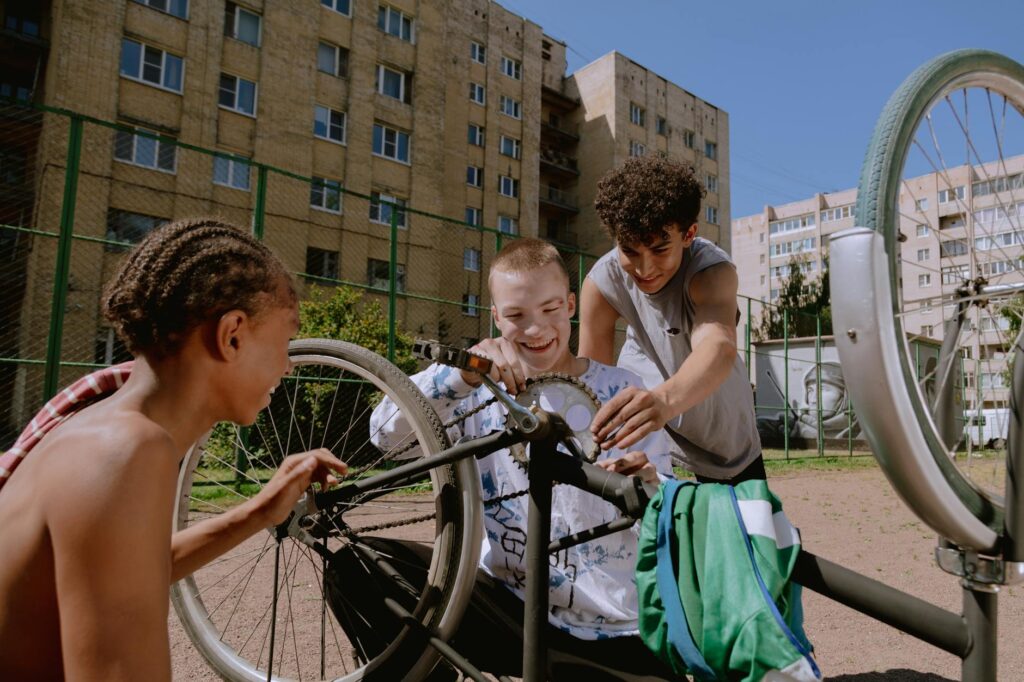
[{"left": 2, "top": 99, "right": 865, "bottom": 461}]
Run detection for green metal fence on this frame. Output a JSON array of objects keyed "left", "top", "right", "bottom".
[{"left": 1, "top": 98, "right": 861, "bottom": 460}]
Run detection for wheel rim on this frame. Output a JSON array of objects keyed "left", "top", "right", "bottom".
[
  {"left": 172, "top": 343, "right": 474, "bottom": 681},
  {"left": 860, "top": 50, "right": 1024, "bottom": 525}
]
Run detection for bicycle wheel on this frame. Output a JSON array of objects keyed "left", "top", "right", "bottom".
[
  {"left": 171, "top": 339, "right": 482, "bottom": 681},
  {"left": 836, "top": 49, "right": 1024, "bottom": 550}
]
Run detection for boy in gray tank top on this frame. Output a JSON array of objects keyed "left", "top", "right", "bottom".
[{"left": 579, "top": 156, "right": 763, "bottom": 482}]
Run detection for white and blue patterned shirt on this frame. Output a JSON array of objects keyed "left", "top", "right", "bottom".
[{"left": 369, "top": 359, "right": 674, "bottom": 640}]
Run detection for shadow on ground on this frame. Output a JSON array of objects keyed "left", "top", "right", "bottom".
[{"left": 828, "top": 672, "right": 955, "bottom": 681}]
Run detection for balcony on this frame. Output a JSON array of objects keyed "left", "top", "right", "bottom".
[
  {"left": 540, "top": 185, "right": 578, "bottom": 213},
  {"left": 541, "top": 120, "right": 579, "bottom": 144},
  {"left": 540, "top": 146, "right": 579, "bottom": 177}
]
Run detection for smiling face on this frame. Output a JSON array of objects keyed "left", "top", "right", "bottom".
[
  {"left": 616, "top": 222, "right": 696, "bottom": 294},
  {"left": 490, "top": 262, "right": 576, "bottom": 376}
]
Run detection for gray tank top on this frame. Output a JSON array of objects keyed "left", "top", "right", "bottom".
[{"left": 587, "top": 238, "right": 760, "bottom": 478}]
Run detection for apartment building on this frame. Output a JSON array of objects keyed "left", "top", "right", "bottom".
[{"left": 732, "top": 154, "right": 1024, "bottom": 409}]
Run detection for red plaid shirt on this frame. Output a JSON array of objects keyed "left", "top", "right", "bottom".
[{"left": 0, "top": 363, "right": 133, "bottom": 492}]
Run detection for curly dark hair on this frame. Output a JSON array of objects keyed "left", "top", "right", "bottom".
[
  {"left": 102, "top": 217, "right": 295, "bottom": 359},
  {"left": 594, "top": 156, "right": 705, "bottom": 244}
]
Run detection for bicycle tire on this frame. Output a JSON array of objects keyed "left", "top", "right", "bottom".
[
  {"left": 171, "top": 339, "right": 481, "bottom": 681},
  {"left": 847, "top": 49, "right": 1024, "bottom": 546}
]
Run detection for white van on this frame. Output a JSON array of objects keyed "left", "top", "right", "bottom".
[{"left": 962, "top": 408, "right": 1010, "bottom": 449}]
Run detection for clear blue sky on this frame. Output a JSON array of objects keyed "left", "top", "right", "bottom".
[{"left": 502, "top": 0, "right": 1024, "bottom": 219}]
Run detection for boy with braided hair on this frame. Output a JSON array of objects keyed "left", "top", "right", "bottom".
[{"left": 0, "top": 218, "right": 346, "bottom": 680}]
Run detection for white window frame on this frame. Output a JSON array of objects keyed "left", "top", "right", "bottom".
[
  {"left": 501, "top": 55, "right": 522, "bottom": 80},
  {"left": 469, "top": 82, "right": 485, "bottom": 105},
  {"left": 463, "top": 247, "right": 481, "bottom": 272},
  {"left": 378, "top": 5, "right": 413, "bottom": 42},
  {"left": 915, "top": 198, "right": 929, "bottom": 211},
  {"left": 499, "top": 135, "right": 520, "bottom": 159},
  {"left": 212, "top": 154, "right": 251, "bottom": 191},
  {"left": 705, "top": 174, "right": 718, "bottom": 193},
  {"left": 629, "top": 102, "right": 645, "bottom": 126},
  {"left": 372, "top": 123, "right": 411, "bottom": 164},
  {"left": 113, "top": 128, "right": 177, "bottom": 173},
  {"left": 466, "top": 166, "right": 483, "bottom": 188},
  {"left": 369, "top": 191, "right": 408, "bottom": 229},
  {"left": 462, "top": 293, "right": 480, "bottom": 317},
  {"left": 320, "top": 0, "right": 351, "bottom": 16},
  {"left": 629, "top": 140, "right": 646, "bottom": 157},
  {"left": 306, "top": 247, "right": 340, "bottom": 281},
  {"left": 939, "top": 186, "right": 966, "bottom": 203},
  {"left": 367, "top": 259, "right": 406, "bottom": 292},
  {"left": 376, "top": 64, "right": 409, "bottom": 103},
  {"left": 310, "top": 176, "right": 343, "bottom": 214},
  {"left": 225, "top": 2, "right": 261, "bottom": 46},
  {"left": 470, "top": 41, "right": 486, "bottom": 64},
  {"left": 498, "top": 215, "right": 518, "bottom": 235},
  {"left": 133, "top": 0, "right": 188, "bottom": 19},
  {"left": 919, "top": 273, "right": 932, "bottom": 287},
  {"left": 468, "top": 124, "right": 485, "bottom": 147},
  {"left": 682, "top": 129, "right": 695, "bottom": 148},
  {"left": 314, "top": 104, "right": 346, "bottom": 144},
  {"left": 500, "top": 95, "right": 521, "bottom": 119},
  {"left": 318, "top": 41, "right": 348, "bottom": 78},
  {"left": 704, "top": 141, "right": 718, "bottom": 160},
  {"left": 465, "top": 207, "right": 482, "bottom": 226},
  {"left": 916, "top": 248, "right": 930, "bottom": 262},
  {"left": 219, "top": 73, "right": 257, "bottom": 116},
  {"left": 917, "top": 224, "right": 930, "bottom": 237},
  {"left": 499, "top": 175, "right": 519, "bottom": 198},
  {"left": 706, "top": 205, "right": 718, "bottom": 224},
  {"left": 120, "top": 38, "right": 184, "bottom": 93}
]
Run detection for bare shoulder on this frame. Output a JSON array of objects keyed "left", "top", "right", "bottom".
[{"left": 689, "top": 262, "right": 738, "bottom": 307}]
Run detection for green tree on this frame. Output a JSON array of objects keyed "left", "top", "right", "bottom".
[{"left": 755, "top": 256, "right": 833, "bottom": 341}]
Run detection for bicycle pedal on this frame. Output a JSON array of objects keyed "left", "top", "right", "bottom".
[{"left": 412, "top": 338, "right": 493, "bottom": 374}]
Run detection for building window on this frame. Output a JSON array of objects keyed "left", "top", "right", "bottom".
[
  {"left": 759, "top": 254, "right": 765, "bottom": 264},
  {"left": 321, "top": 0, "right": 351, "bottom": 16},
  {"left": 466, "top": 165, "right": 484, "bottom": 188},
  {"left": 212, "top": 154, "right": 251, "bottom": 191},
  {"left": 917, "top": 224, "right": 930, "bottom": 237},
  {"left": 921, "top": 324, "right": 934, "bottom": 337},
  {"left": 938, "top": 186, "right": 965, "bottom": 204},
  {"left": 682, "top": 129, "right": 695, "bottom": 149},
  {"left": 318, "top": 42, "right": 349, "bottom": 78},
  {"left": 500, "top": 95, "right": 522, "bottom": 119},
  {"left": 501, "top": 56, "right": 522, "bottom": 80},
  {"left": 462, "top": 293, "right": 480, "bottom": 316},
  {"left": 113, "top": 128, "right": 176, "bottom": 173},
  {"left": 706, "top": 206, "right": 718, "bottom": 224},
  {"left": 369, "top": 191, "right": 407, "bottom": 228},
  {"left": 759, "top": 232, "right": 765, "bottom": 243},
  {"left": 760, "top": 275, "right": 766, "bottom": 285},
  {"left": 378, "top": 5, "right": 413, "bottom": 42},
  {"left": 468, "top": 124, "right": 485, "bottom": 146},
  {"left": 120, "top": 38, "right": 184, "bottom": 93},
  {"left": 656, "top": 116, "right": 667, "bottom": 135},
  {"left": 916, "top": 248, "right": 930, "bottom": 262},
  {"left": 769, "top": 214, "right": 816, "bottom": 236},
  {"left": 629, "top": 103, "right": 645, "bottom": 126},
  {"left": 106, "top": 209, "right": 164, "bottom": 250},
  {"left": 704, "top": 141, "right": 718, "bottom": 160},
  {"left": 95, "top": 327, "right": 132, "bottom": 365},
  {"left": 498, "top": 215, "right": 518, "bottom": 235},
  {"left": 469, "top": 82, "right": 486, "bottom": 105},
  {"left": 940, "top": 239, "right": 969, "bottom": 258},
  {"left": 629, "top": 140, "right": 646, "bottom": 157},
  {"left": 470, "top": 41, "right": 486, "bottom": 64},
  {"left": 464, "top": 248, "right": 481, "bottom": 272},
  {"left": 705, "top": 174, "right": 718, "bottom": 193},
  {"left": 310, "top": 176, "right": 342, "bottom": 213},
  {"left": 219, "top": 73, "right": 257, "bottom": 116},
  {"left": 314, "top": 105, "right": 346, "bottom": 143},
  {"left": 499, "top": 175, "right": 519, "bottom": 198},
  {"left": 376, "top": 64, "right": 411, "bottom": 103},
  {"left": 368, "top": 258, "right": 406, "bottom": 292},
  {"left": 821, "top": 205, "right": 853, "bottom": 222},
  {"left": 372, "top": 123, "right": 410, "bottom": 163},
  {"left": 915, "top": 198, "right": 929, "bottom": 211},
  {"left": 499, "top": 135, "right": 521, "bottom": 159},
  {"left": 224, "top": 3, "right": 261, "bottom": 46},
  {"left": 133, "top": 0, "right": 188, "bottom": 19},
  {"left": 465, "top": 207, "right": 482, "bottom": 226},
  {"left": 919, "top": 273, "right": 932, "bottom": 287},
  {"left": 306, "top": 247, "right": 339, "bottom": 280}
]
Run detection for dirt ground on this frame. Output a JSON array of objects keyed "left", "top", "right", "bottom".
[{"left": 169, "top": 465, "right": 1023, "bottom": 680}]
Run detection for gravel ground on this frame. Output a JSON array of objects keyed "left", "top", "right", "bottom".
[{"left": 170, "top": 465, "right": 1023, "bottom": 680}]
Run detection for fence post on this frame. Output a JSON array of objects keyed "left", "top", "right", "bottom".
[
  {"left": 387, "top": 206, "right": 398, "bottom": 362},
  {"left": 816, "top": 313, "right": 824, "bottom": 457},
  {"left": 783, "top": 309, "right": 790, "bottom": 459},
  {"left": 43, "top": 114, "right": 83, "bottom": 401},
  {"left": 252, "top": 164, "right": 268, "bottom": 240},
  {"left": 745, "top": 297, "right": 752, "bottom": 380}
]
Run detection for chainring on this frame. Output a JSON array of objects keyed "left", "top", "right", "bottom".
[{"left": 507, "top": 373, "right": 601, "bottom": 468}]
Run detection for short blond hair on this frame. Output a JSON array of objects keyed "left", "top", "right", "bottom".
[{"left": 489, "top": 238, "right": 570, "bottom": 289}]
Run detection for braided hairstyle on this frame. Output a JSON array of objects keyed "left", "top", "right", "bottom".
[{"left": 102, "top": 217, "right": 296, "bottom": 359}]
